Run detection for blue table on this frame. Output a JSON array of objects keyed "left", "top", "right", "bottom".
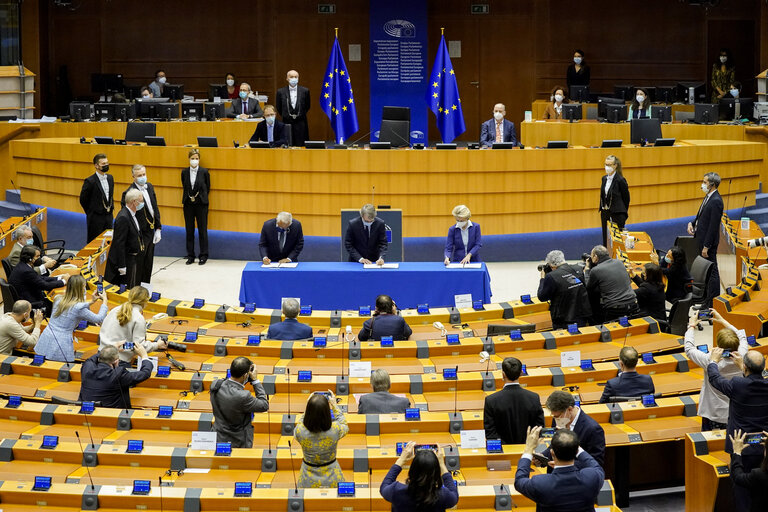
[{"left": 238, "top": 262, "right": 492, "bottom": 310}]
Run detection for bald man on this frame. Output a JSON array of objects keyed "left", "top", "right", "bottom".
[
  {"left": 480, "top": 103, "right": 517, "bottom": 147},
  {"left": 275, "top": 70, "right": 311, "bottom": 146}
]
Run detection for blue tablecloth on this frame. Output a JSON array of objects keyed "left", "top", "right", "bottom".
[{"left": 238, "top": 262, "right": 492, "bottom": 310}]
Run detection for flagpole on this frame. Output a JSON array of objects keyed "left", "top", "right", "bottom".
[
  {"left": 441, "top": 27, "right": 444, "bottom": 35},
  {"left": 335, "top": 27, "right": 338, "bottom": 38}
]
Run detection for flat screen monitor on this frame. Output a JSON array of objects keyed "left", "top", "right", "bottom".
[
  {"left": 69, "top": 101, "right": 93, "bottom": 121},
  {"left": 492, "top": 142, "right": 515, "bottom": 149},
  {"left": 208, "top": 83, "right": 228, "bottom": 101},
  {"left": 638, "top": 86, "right": 656, "bottom": 102},
  {"left": 654, "top": 138, "right": 675, "bottom": 146},
  {"left": 204, "top": 102, "right": 225, "bottom": 120},
  {"left": 562, "top": 104, "right": 582, "bottom": 121},
  {"left": 162, "top": 84, "right": 184, "bottom": 101},
  {"left": 651, "top": 105, "right": 672, "bottom": 123},
  {"left": 94, "top": 136, "right": 115, "bottom": 145},
  {"left": 125, "top": 122, "right": 156, "bottom": 142},
  {"left": 382, "top": 106, "right": 410, "bottom": 121},
  {"left": 136, "top": 99, "right": 165, "bottom": 120},
  {"left": 677, "top": 82, "right": 706, "bottom": 104},
  {"left": 123, "top": 85, "right": 142, "bottom": 100},
  {"left": 305, "top": 140, "right": 326, "bottom": 149},
  {"left": 569, "top": 85, "right": 589, "bottom": 103},
  {"left": 158, "top": 102, "right": 179, "bottom": 121},
  {"left": 181, "top": 102, "right": 204, "bottom": 120},
  {"left": 601, "top": 139, "right": 623, "bottom": 148},
  {"left": 694, "top": 103, "right": 718, "bottom": 125},
  {"left": 597, "top": 96, "right": 625, "bottom": 120},
  {"left": 613, "top": 85, "right": 633, "bottom": 101},
  {"left": 145, "top": 136, "right": 166, "bottom": 146},
  {"left": 719, "top": 98, "right": 754, "bottom": 121},
  {"left": 91, "top": 73, "right": 124, "bottom": 93},
  {"left": 546, "top": 140, "right": 568, "bottom": 148},
  {"left": 605, "top": 104, "right": 627, "bottom": 124},
  {"left": 630, "top": 118, "right": 662, "bottom": 144},
  {"left": 94, "top": 102, "right": 134, "bottom": 122},
  {"left": 656, "top": 85, "right": 676, "bottom": 104},
  {"left": 197, "top": 136, "right": 218, "bottom": 148}
]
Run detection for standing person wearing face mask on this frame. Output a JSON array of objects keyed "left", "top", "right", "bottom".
[
  {"left": 480, "top": 103, "right": 517, "bottom": 148},
  {"left": 566, "top": 49, "right": 590, "bottom": 90},
  {"left": 181, "top": 149, "right": 210, "bottom": 265},
  {"left": 250, "top": 104, "right": 287, "bottom": 147},
  {"left": 711, "top": 48, "right": 736, "bottom": 103},
  {"left": 542, "top": 86, "right": 569, "bottom": 120},
  {"left": 228, "top": 82, "right": 264, "bottom": 119},
  {"left": 687, "top": 172, "right": 723, "bottom": 308},
  {"left": 105, "top": 189, "right": 145, "bottom": 288},
  {"left": 627, "top": 88, "right": 652, "bottom": 120},
  {"left": 224, "top": 73, "right": 238, "bottom": 99},
  {"left": 542, "top": 390, "right": 605, "bottom": 467},
  {"left": 444, "top": 204, "right": 482, "bottom": 264},
  {"left": 121, "top": 165, "right": 161, "bottom": 284},
  {"left": 599, "top": 155, "right": 630, "bottom": 247},
  {"left": 79, "top": 153, "right": 115, "bottom": 243},
  {"left": 276, "top": 70, "right": 311, "bottom": 146},
  {"left": 148, "top": 70, "right": 166, "bottom": 98}
]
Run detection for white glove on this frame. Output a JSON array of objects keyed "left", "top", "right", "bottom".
[
  {"left": 153, "top": 229, "right": 162, "bottom": 245},
  {"left": 118, "top": 267, "right": 127, "bottom": 275}
]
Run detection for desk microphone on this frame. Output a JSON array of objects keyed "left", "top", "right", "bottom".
[
  {"left": 74, "top": 431, "right": 96, "bottom": 490},
  {"left": 286, "top": 368, "right": 292, "bottom": 420},
  {"left": 452, "top": 365, "right": 460, "bottom": 419},
  {"left": 372, "top": 185, "right": 375, "bottom": 206},
  {"left": 340, "top": 331, "right": 345, "bottom": 382},
  {"left": 368, "top": 467, "right": 373, "bottom": 512},
  {"left": 159, "top": 476, "right": 164, "bottom": 512},
  {"left": 739, "top": 195, "right": 749, "bottom": 221},
  {"left": 266, "top": 393, "right": 272, "bottom": 454},
  {"left": 287, "top": 439, "right": 299, "bottom": 493}
]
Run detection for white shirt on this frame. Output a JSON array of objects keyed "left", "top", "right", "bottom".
[
  {"left": 604, "top": 173, "right": 614, "bottom": 195},
  {"left": 554, "top": 103, "right": 563, "bottom": 116},
  {"left": 135, "top": 184, "right": 154, "bottom": 218},
  {"left": 457, "top": 220, "right": 473, "bottom": 250},
  {"left": 128, "top": 207, "right": 140, "bottom": 232},
  {"left": 190, "top": 167, "right": 198, "bottom": 187},
  {"left": 289, "top": 85, "right": 298, "bottom": 108},
  {"left": 95, "top": 172, "right": 109, "bottom": 199},
  {"left": 568, "top": 407, "right": 582, "bottom": 431}
]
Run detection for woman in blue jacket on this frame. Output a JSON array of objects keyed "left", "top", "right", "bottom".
[{"left": 444, "top": 205, "right": 482, "bottom": 264}]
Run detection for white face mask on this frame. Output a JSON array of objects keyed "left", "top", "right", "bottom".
[
  {"left": 730, "top": 89, "right": 739, "bottom": 98},
  {"left": 289, "top": 78, "right": 299, "bottom": 87},
  {"left": 555, "top": 416, "right": 570, "bottom": 429},
  {"left": 554, "top": 94, "right": 564, "bottom": 103},
  {"left": 720, "top": 56, "right": 728, "bottom": 63},
  {"left": 158, "top": 76, "right": 167, "bottom": 84},
  {"left": 190, "top": 159, "right": 199, "bottom": 168},
  {"left": 605, "top": 165, "right": 614, "bottom": 174},
  {"left": 265, "top": 115, "right": 275, "bottom": 125},
  {"left": 701, "top": 183, "right": 709, "bottom": 193},
  {"left": 226, "top": 79, "right": 235, "bottom": 87},
  {"left": 456, "top": 220, "right": 468, "bottom": 228},
  {"left": 493, "top": 111, "right": 504, "bottom": 121},
  {"left": 636, "top": 95, "right": 645, "bottom": 104},
  {"left": 574, "top": 57, "right": 582, "bottom": 65},
  {"left": 141, "top": 94, "right": 150, "bottom": 99}
]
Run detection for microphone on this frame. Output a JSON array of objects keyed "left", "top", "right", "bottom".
[
  {"left": 48, "top": 318, "right": 73, "bottom": 368},
  {"left": 480, "top": 351, "right": 491, "bottom": 377},
  {"left": 340, "top": 331, "right": 345, "bottom": 382},
  {"left": 724, "top": 178, "right": 732, "bottom": 213},
  {"left": 287, "top": 439, "right": 299, "bottom": 492},
  {"left": 75, "top": 432, "right": 96, "bottom": 490},
  {"left": 368, "top": 467, "right": 373, "bottom": 512},
  {"left": 81, "top": 405, "right": 97, "bottom": 449},
  {"left": 346, "top": 130, "right": 374, "bottom": 147},
  {"left": 372, "top": 185, "right": 375, "bottom": 206},
  {"left": 286, "top": 368, "right": 292, "bottom": 420},
  {"left": 159, "top": 476, "right": 164, "bottom": 512},
  {"left": 266, "top": 394, "right": 272, "bottom": 454},
  {"left": 452, "top": 365, "right": 459, "bottom": 419},
  {"left": 739, "top": 195, "right": 748, "bottom": 221},
  {"left": 622, "top": 324, "right": 630, "bottom": 347}
]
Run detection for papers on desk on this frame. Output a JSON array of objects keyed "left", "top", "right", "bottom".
[
  {"left": 349, "top": 361, "right": 372, "bottom": 378},
  {"left": 191, "top": 431, "right": 217, "bottom": 451},
  {"left": 446, "top": 263, "right": 482, "bottom": 269},
  {"left": 460, "top": 429, "right": 487, "bottom": 449},
  {"left": 261, "top": 262, "right": 298, "bottom": 268},
  {"left": 363, "top": 263, "right": 399, "bottom": 269}
]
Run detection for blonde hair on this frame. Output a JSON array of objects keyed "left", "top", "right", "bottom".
[
  {"left": 452, "top": 204, "right": 471, "bottom": 219},
  {"left": 53, "top": 275, "right": 86, "bottom": 318},
  {"left": 188, "top": 148, "right": 200, "bottom": 158},
  {"left": 117, "top": 286, "right": 149, "bottom": 326},
  {"left": 716, "top": 329, "right": 740, "bottom": 351},
  {"left": 370, "top": 368, "right": 391, "bottom": 392}
]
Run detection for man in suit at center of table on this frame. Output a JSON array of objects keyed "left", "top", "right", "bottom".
[
  {"left": 480, "top": 103, "right": 517, "bottom": 147},
  {"left": 687, "top": 171, "right": 724, "bottom": 308},
  {"left": 276, "top": 69, "right": 311, "bottom": 146},
  {"left": 345, "top": 203, "right": 388, "bottom": 265},
  {"left": 79, "top": 153, "right": 114, "bottom": 243},
  {"left": 227, "top": 82, "right": 264, "bottom": 119},
  {"left": 266, "top": 298, "right": 313, "bottom": 341},
  {"left": 259, "top": 211, "right": 304, "bottom": 264},
  {"left": 358, "top": 369, "right": 410, "bottom": 414},
  {"left": 543, "top": 390, "right": 606, "bottom": 466},
  {"left": 599, "top": 346, "right": 655, "bottom": 403},
  {"left": 121, "top": 164, "right": 161, "bottom": 284},
  {"left": 250, "top": 104, "right": 287, "bottom": 147},
  {"left": 105, "top": 188, "right": 145, "bottom": 288},
  {"left": 484, "top": 357, "right": 545, "bottom": 444}
]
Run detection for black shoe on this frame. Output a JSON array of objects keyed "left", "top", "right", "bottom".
[
  {"left": 186, "top": 257, "right": 195, "bottom": 265},
  {"left": 198, "top": 257, "right": 208, "bottom": 265}
]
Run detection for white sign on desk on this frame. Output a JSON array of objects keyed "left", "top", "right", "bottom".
[
  {"left": 460, "top": 429, "right": 486, "bottom": 449},
  {"left": 190, "top": 431, "right": 217, "bottom": 450},
  {"left": 349, "top": 361, "right": 372, "bottom": 378},
  {"left": 561, "top": 350, "right": 581, "bottom": 368},
  {"left": 454, "top": 293, "right": 473, "bottom": 309},
  {"left": 363, "top": 263, "right": 399, "bottom": 269}
]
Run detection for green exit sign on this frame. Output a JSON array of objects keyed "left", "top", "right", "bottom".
[
  {"left": 318, "top": 4, "right": 336, "bottom": 14},
  {"left": 471, "top": 4, "right": 489, "bottom": 14}
]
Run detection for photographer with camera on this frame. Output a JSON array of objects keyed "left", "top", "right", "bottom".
[
  {"left": 0, "top": 300, "right": 43, "bottom": 355},
  {"left": 537, "top": 250, "right": 592, "bottom": 330},
  {"left": 358, "top": 294, "right": 412, "bottom": 341},
  {"left": 584, "top": 245, "right": 637, "bottom": 323}
]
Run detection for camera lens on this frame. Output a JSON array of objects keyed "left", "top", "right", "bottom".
[{"left": 166, "top": 341, "right": 187, "bottom": 352}]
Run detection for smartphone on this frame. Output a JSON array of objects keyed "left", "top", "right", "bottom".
[
  {"left": 96, "top": 282, "right": 104, "bottom": 294},
  {"left": 540, "top": 428, "right": 556, "bottom": 438},
  {"left": 744, "top": 433, "right": 767, "bottom": 444},
  {"left": 415, "top": 444, "right": 438, "bottom": 451},
  {"left": 723, "top": 350, "right": 732, "bottom": 358},
  {"left": 124, "top": 341, "right": 135, "bottom": 350},
  {"left": 532, "top": 452, "right": 550, "bottom": 467}
]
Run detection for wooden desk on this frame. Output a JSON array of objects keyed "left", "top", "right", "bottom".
[{"left": 684, "top": 431, "right": 735, "bottom": 512}]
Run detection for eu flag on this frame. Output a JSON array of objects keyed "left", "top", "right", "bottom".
[
  {"left": 321, "top": 37, "right": 359, "bottom": 144},
  {"left": 426, "top": 35, "right": 466, "bottom": 143}
]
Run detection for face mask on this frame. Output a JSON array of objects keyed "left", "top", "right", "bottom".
[
  {"left": 158, "top": 76, "right": 166, "bottom": 84},
  {"left": 289, "top": 78, "right": 299, "bottom": 87},
  {"left": 555, "top": 416, "right": 570, "bottom": 429},
  {"left": 266, "top": 115, "right": 275, "bottom": 125},
  {"left": 664, "top": 256, "right": 672, "bottom": 264},
  {"left": 730, "top": 89, "right": 739, "bottom": 98},
  {"left": 239, "top": 91, "right": 248, "bottom": 99},
  {"left": 720, "top": 56, "right": 727, "bottom": 63},
  {"left": 136, "top": 176, "right": 147, "bottom": 186},
  {"left": 362, "top": 220, "right": 373, "bottom": 228},
  {"left": 136, "top": 202, "right": 145, "bottom": 211},
  {"left": 226, "top": 79, "right": 235, "bottom": 87},
  {"left": 100, "top": 164, "right": 109, "bottom": 173},
  {"left": 25, "top": 238, "right": 33, "bottom": 246},
  {"left": 574, "top": 57, "right": 582, "bottom": 65},
  {"left": 701, "top": 183, "right": 709, "bottom": 193},
  {"left": 457, "top": 220, "right": 468, "bottom": 228},
  {"left": 493, "top": 111, "right": 504, "bottom": 121},
  {"left": 636, "top": 95, "right": 645, "bottom": 104},
  {"left": 605, "top": 165, "right": 614, "bottom": 174},
  {"left": 554, "top": 94, "right": 564, "bottom": 103},
  {"left": 141, "top": 94, "right": 150, "bottom": 99},
  {"left": 190, "top": 159, "right": 199, "bottom": 168}
]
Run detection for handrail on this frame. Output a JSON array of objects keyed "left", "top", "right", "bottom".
[
  {"left": 745, "top": 126, "right": 768, "bottom": 139},
  {"left": 0, "top": 125, "right": 40, "bottom": 146}
]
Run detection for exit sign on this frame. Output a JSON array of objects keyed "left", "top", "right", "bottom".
[
  {"left": 318, "top": 4, "right": 336, "bottom": 14},
  {"left": 471, "top": 4, "right": 489, "bottom": 14}
]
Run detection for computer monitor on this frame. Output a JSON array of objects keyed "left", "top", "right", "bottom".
[
  {"left": 197, "top": 136, "right": 218, "bottom": 148},
  {"left": 145, "top": 136, "right": 166, "bottom": 146},
  {"left": 94, "top": 103, "right": 114, "bottom": 122},
  {"left": 562, "top": 104, "right": 582, "bottom": 121},
  {"left": 123, "top": 85, "right": 142, "bottom": 100},
  {"left": 204, "top": 102, "right": 225, "bottom": 120},
  {"left": 601, "top": 139, "right": 623, "bottom": 148},
  {"left": 158, "top": 102, "right": 180, "bottom": 121},
  {"left": 651, "top": 105, "right": 672, "bottom": 123},
  {"left": 694, "top": 103, "right": 718, "bottom": 125},
  {"left": 91, "top": 73, "right": 124, "bottom": 93},
  {"left": 136, "top": 98, "right": 165, "bottom": 120},
  {"left": 181, "top": 102, "right": 204, "bottom": 120},
  {"left": 162, "top": 84, "right": 184, "bottom": 101},
  {"left": 69, "top": 102, "right": 93, "bottom": 122},
  {"left": 546, "top": 140, "right": 568, "bottom": 149},
  {"left": 94, "top": 103, "right": 135, "bottom": 122},
  {"left": 208, "top": 83, "right": 228, "bottom": 101},
  {"left": 125, "top": 122, "right": 156, "bottom": 142},
  {"left": 630, "top": 118, "right": 662, "bottom": 144},
  {"left": 656, "top": 86, "right": 676, "bottom": 104},
  {"left": 569, "top": 85, "right": 590, "bottom": 104},
  {"left": 677, "top": 82, "right": 706, "bottom": 104},
  {"left": 614, "top": 85, "right": 633, "bottom": 101},
  {"left": 605, "top": 104, "right": 628, "bottom": 124},
  {"left": 597, "top": 96, "right": 625, "bottom": 120},
  {"left": 719, "top": 98, "right": 754, "bottom": 122}
]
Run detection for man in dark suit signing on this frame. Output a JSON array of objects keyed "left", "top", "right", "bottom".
[
  {"left": 250, "top": 104, "right": 287, "bottom": 147},
  {"left": 358, "top": 369, "right": 410, "bottom": 414},
  {"left": 259, "top": 211, "right": 303, "bottom": 264},
  {"left": 688, "top": 171, "right": 724, "bottom": 308},
  {"left": 515, "top": 427, "right": 604, "bottom": 512},
  {"left": 276, "top": 69, "right": 311, "bottom": 146},
  {"left": 79, "top": 153, "right": 114, "bottom": 243},
  {"left": 121, "top": 164, "right": 161, "bottom": 284},
  {"left": 480, "top": 103, "right": 517, "bottom": 147},
  {"left": 543, "top": 390, "right": 606, "bottom": 466},
  {"left": 105, "top": 188, "right": 144, "bottom": 288},
  {"left": 345, "top": 204, "right": 387, "bottom": 264},
  {"left": 484, "top": 357, "right": 545, "bottom": 444},
  {"left": 266, "top": 298, "right": 313, "bottom": 341},
  {"left": 599, "top": 346, "right": 655, "bottom": 403},
  {"left": 79, "top": 345, "right": 153, "bottom": 409},
  {"left": 228, "top": 82, "right": 264, "bottom": 119}
]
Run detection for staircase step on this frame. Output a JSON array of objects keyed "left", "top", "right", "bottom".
[{"left": 755, "top": 192, "right": 768, "bottom": 202}]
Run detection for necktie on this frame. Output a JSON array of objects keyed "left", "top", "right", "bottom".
[
  {"left": 495, "top": 122, "right": 502, "bottom": 143},
  {"left": 279, "top": 231, "right": 286, "bottom": 252},
  {"left": 365, "top": 225, "right": 370, "bottom": 241},
  {"left": 242, "top": 100, "right": 247, "bottom": 115}
]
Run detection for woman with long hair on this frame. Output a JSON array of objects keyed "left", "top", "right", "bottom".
[
  {"left": 711, "top": 48, "right": 735, "bottom": 103},
  {"left": 34, "top": 275, "right": 107, "bottom": 362},
  {"left": 295, "top": 390, "right": 348, "bottom": 488},
  {"left": 652, "top": 246, "right": 692, "bottom": 302},
  {"left": 599, "top": 155, "right": 630, "bottom": 247},
  {"left": 543, "top": 85, "right": 569, "bottom": 120},
  {"left": 628, "top": 87, "right": 652, "bottom": 120},
  {"left": 631, "top": 263, "right": 666, "bottom": 322},
  {"left": 380, "top": 441, "right": 458, "bottom": 512}
]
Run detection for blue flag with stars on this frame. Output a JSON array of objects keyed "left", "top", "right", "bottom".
[
  {"left": 321, "top": 37, "right": 359, "bottom": 144},
  {"left": 426, "top": 35, "right": 465, "bottom": 143}
]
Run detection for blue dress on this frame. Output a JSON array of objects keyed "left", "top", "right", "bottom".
[{"left": 34, "top": 300, "right": 108, "bottom": 362}]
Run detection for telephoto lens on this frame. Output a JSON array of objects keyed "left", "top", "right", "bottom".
[
  {"left": 537, "top": 264, "right": 552, "bottom": 273},
  {"left": 166, "top": 341, "right": 188, "bottom": 352}
]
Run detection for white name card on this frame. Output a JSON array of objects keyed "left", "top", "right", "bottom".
[{"left": 561, "top": 350, "right": 581, "bottom": 368}]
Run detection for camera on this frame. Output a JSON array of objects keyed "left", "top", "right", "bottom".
[
  {"left": 166, "top": 341, "right": 188, "bottom": 352},
  {"left": 537, "top": 263, "right": 552, "bottom": 274}
]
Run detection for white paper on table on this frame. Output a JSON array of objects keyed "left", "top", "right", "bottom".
[
  {"left": 460, "top": 429, "right": 487, "bottom": 449},
  {"left": 446, "top": 263, "right": 482, "bottom": 269},
  {"left": 190, "top": 431, "right": 217, "bottom": 451},
  {"left": 278, "top": 262, "right": 298, "bottom": 268},
  {"left": 349, "top": 361, "right": 372, "bottom": 378},
  {"left": 140, "top": 282, "right": 152, "bottom": 294},
  {"left": 454, "top": 293, "right": 473, "bottom": 309},
  {"left": 561, "top": 350, "right": 581, "bottom": 368},
  {"left": 182, "top": 468, "right": 211, "bottom": 474},
  {"left": 261, "top": 263, "right": 280, "bottom": 268},
  {"left": 363, "top": 263, "right": 399, "bottom": 269}
]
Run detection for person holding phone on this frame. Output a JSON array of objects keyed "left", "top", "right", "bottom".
[
  {"left": 730, "top": 429, "right": 768, "bottom": 511},
  {"left": 358, "top": 294, "right": 412, "bottom": 341},
  {"left": 295, "top": 390, "right": 348, "bottom": 488},
  {"left": 380, "top": 441, "right": 458, "bottom": 512},
  {"left": 79, "top": 343, "right": 153, "bottom": 409}
]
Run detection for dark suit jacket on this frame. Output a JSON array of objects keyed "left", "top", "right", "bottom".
[
  {"left": 484, "top": 384, "right": 545, "bottom": 444},
  {"left": 600, "top": 174, "right": 630, "bottom": 214},
  {"left": 250, "top": 120, "right": 287, "bottom": 147},
  {"left": 8, "top": 262, "right": 64, "bottom": 305},
  {"left": 707, "top": 363, "right": 768, "bottom": 454},
  {"left": 631, "top": 277, "right": 667, "bottom": 322},
  {"left": 227, "top": 97, "right": 264, "bottom": 118},
  {"left": 105, "top": 208, "right": 143, "bottom": 278},
  {"left": 276, "top": 85, "right": 311, "bottom": 120},
  {"left": 79, "top": 172, "right": 114, "bottom": 216},
  {"left": 731, "top": 453, "right": 768, "bottom": 512},
  {"left": 694, "top": 190, "right": 724, "bottom": 252},
  {"left": 259, "top": 218, "right": 304, "bottom": 261},
  {"left": 181, "top": 166, "right": 210, "bottom": 206},
  {"left": 344, "top": 216, "right": 388, "bottom": 262},
  {"left": 544, "top": 410, "right": 606, "bottom": 467},
  {"left": 444, "top": 223, "right": 482, "bottom": 262},
  {"left": 480, "top": 118, "right": 517, "bottom": 147},
  {"left": 78, "top": 354, "right": 153, "bottom": 409},
  {"left": 358, "top": 314, "right": 412, "bottom": 341},
  {"left": 358, "top": 391, "right": 410, "bottom": 414},
  {"left": 121, "top": 183, "right": 161, "bottom": 239},
  {"left": 266, "top": 318, "right": 313, "bottom": 341},
  {"left": 599, "top": 371, "right": 656, "bottom": 403},
  {"left": 514, "top": 451, "right": 604, "bottom": 512}
]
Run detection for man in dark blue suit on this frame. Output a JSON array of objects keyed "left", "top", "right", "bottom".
[
  {"left": 259, "top": 212, "right": 304, "bottom": 264},
  {"left": 543, "top": 390, "right": 606, "bottom": 466},
  {"left": 79, "top": 345, "right": 153, "bottom": 409},
  {"left": 266, "top": 298, "right": 313, "bottom": 340},
  {"left": 344, "top": 204, "right": 388, "bottom": 264},
  {"left": 599, "top": 346, "right": 655, "bottom": 403},
  {"left": 480, "top": 103, "right": 517, "bottom": 147},
  {"left": 515, "top": 426, "right": 604, "bottom": 512},
  {"left": 358, "top": 295, "right": 412, "bottom": 341},
  {"left": 249, "top": 105, "right": 287, "bottom": 147},
  {"left": 687, "top": 172, "right": 724, "bottom": 308}
]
